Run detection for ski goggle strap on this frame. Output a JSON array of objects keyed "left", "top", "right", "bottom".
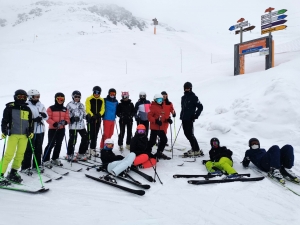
[
  {"left": 16, "top": 95, "right": 27, "bottom": 100},
  {"left": 137, "top": 129, "right": 146, "bottom": 134}
]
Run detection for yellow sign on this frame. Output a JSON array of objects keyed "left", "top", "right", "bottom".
[{"left": 261, "top": 25, "right": 287, "bottom": 34}]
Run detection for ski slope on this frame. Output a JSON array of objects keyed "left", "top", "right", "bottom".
[{"left": 1, "top": 1, "right": 300, "bottom": 224}]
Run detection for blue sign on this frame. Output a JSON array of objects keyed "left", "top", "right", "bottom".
[{"left": 242, "top": 46, "right": 263, "bottom": 54}]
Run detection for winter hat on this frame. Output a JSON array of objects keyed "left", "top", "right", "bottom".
[
  {"left": 55, "top": 92, "right": 65, "bottom": 104},
  {"left": 210, "top": 137, "right": 220, "bottom": 147},
  {"left": 184, "top": 82, "right": 192, "bottom": 90},
  {"left": 161, "top": 91, "right": 168, "bottom": 95},
  {"left": 104, "top": 138, "right": 114, "bottom": 150},
  {"left": 14, "top": 89, "right": 28, "bottom": 104}
]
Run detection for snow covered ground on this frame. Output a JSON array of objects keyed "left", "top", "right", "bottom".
[{"left": 1, "top": 1, "right": 300, "bottom": 224}]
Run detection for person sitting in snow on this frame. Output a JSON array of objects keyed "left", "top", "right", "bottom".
[
  {"left": 242, "top": 138, "right": 299, "bottom": 184},
  {"left": 130, "top": 124, "right": 156, "bottom": 169},
  {"left": 100, "top": 139, "right": 136, "bottom": 182},
  {"left": 203, "top": 137, "right": 240, "bottom": 179}
]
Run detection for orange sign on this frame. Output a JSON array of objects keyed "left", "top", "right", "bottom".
[
  {"left": 239, "top": 39, "right": 266, "bottom": 54},
  {"left": 261, "top": 25, "right": 287, "bottom": 35},
  {"left": 237, "top": 18, "right": 245, "bottom": 23},
  {"left": 265, "top": 7, "right": 275, "bottom": 13}
]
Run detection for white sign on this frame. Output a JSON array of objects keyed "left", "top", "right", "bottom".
[
  {"left": 261, "top": 16, "right": 280, "bottom": 25},
  {"left": 261, "top": 11, "right": 279, "bottom": 19},
  {"left": 235, "top": 21, "right": 249, "bottom": 29},
  {"left": 259, "top": 48, "right": 269, "bottom": 56}
]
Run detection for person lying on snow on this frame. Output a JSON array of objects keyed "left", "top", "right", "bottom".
[
  {"left": 100, "top": 139, "right": 135, "bottom": 182},
  {"left": 130, "top": 124, "right": 156, "bottom": 169},
  {"left": 203, "top": 138, "right": 240, "bottom": 179},
  {"left": 242, "top": 138, "right": 299, "bottom": 184}
]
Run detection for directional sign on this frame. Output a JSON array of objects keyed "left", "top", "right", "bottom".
[
  {"left": 259, "top": 48, "right": 269, "bottom": 56},
  {"left": 261, "top": 25, "right": 287, "bottom": 35},
  {"left": 261, "top": 20, "right": 287, "bottom": 30},
  {"left": 235, "top": 25, "right": 255, "bottom": 34},
  {"left": 261, "top": 9, "right": 287, "bottom": 20},
  {"left": 229, "top": 21, "right": 249, "bottom": 31},
  {"left": 261, "top": 15, "right": 287, "bottom": 25},
  {"left": 242, "top": 46, "right": 263, "bottom": 54}
]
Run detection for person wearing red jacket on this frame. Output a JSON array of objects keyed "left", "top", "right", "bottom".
[
  {"left": 43, "top": 92, "right": 70, "bottom": 167},
  {"left": 148, "top": 94, "right": 172, "bottom": 160},
  {"left": 161, "top": 91, "right": 176, "bottom": 146}
]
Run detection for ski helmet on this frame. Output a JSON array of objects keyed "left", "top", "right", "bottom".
[
  {"left": 249, "top": 138, "right": 260, "bottom": 148},
  {"left": 27, "top": 89, "right": 40, "bottom": 100},
  {"left": 184, "top": 82, "right": 192, "bottom": 90},
  {"left": 104, "top": 138, "right": 114, "bottom": 145},
  {"left": 14, "top": 89, "right": 28, "bottom": 102},
  {"left": 93, "top": 86, "right": 101, "bottom": 94},
  {"left": 137, "top": 124, "right": 146, "bottom": 130},
  {"left": 161, "top": 91, "right": 167, "bottom": 95},
  {"left": 104, "top": 138, "right": 114, "bottom": 149},
  {"left": 154, "top": 93, "right": 163, "bottom": 104},
  {"left": 121, "top": 91, "right": 129, "bottom": 99},
  {"left": 139, "top": 91, "right": 146, "bottom": 99},
  {"left": 108, "top": 88, "right": 116, "bottom": 94},
  {"left": 210, "top": 137, "right": 220, "bottom": 147},
  {"left": 72, "top": 90, "right": 81, "bottom": 100}
]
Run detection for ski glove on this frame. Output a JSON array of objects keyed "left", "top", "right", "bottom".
[
  {"left": 202, "top": 160, "right": 209, "bottom": 165},
  {"left": 71, "top": 116, "right": 80, "bottom": 123},
  {"left": 155, "top": 119, "right": 162, "bottom": 126},
  {"left": 53, "top": 122, "right": 58, "bottom": 128},
  {"left": 192, "top": 115, "right": 198, "bottom": 122},
  {"left": 167, "top": 118, "right": 173, "bottom": 124},
  {"left": 39, "top": 112, "right": 47, "bottom": 118},
  {"left": 1, "top": 133, "right": 6, "bottom": 139},
  {"left": 172, "top": 112, "right": 176, "bottom": 118},
  {"left": 59, "top": 120, "right": 68, "bottom": 125},
  {"left": 33, "top": 117, "right": 42, "bottom": 123},
  {"left": 86, "top": 114, "right": 91, "bottom": 123}
]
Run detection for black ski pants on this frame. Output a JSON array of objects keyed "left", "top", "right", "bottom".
[
  {"left": 21, "top": 132, "right": 44, "bottom": 170},
  {"left": 67, "top": 129, "right": 89, "bottom": 155},
  {"left": 43, "top": 128, "right": 65, "bottom": 162},
  {"left": 118, "top": 120, "right": 133, "bottom": 146},
  {"left": 88, "top": 118, "right": 101, "bottom": 149},
  {"left": 182, "top": 120, "right": 200, "bottom": 151},
  {"left": 149, "top": 130, "right": 167, "bottom": 153}
]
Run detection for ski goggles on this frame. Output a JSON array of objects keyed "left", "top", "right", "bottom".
[
  {"left": 137, "top": 129, "right": 146, "bottom": 134},
  {"left": 93, "top": 90, "right": 100, "bottom": 95},
  {"left": 140, "top": 95, "right": 146, "bottom": 98},
  {"left": 122, "top": 95, "right": 129, "bottom": 99},
  {"left": 73, "top": 95, "right": 81, "bottom": 99},
  {"left": 156, "top": 98, "right": 163, "bottom": 104},
  {"left": 212, "top": 141, "right": 219, "bottom": 146},
  {"left": 33, "top": 95, "right": 40, "bottom": 99},
  {"left": 16, "top": 95, "right": 27, "bottom": 100},
  {"left": 56, "top": 97, "right": 65, "bottom": 102},
  {"left": 251, "top": 141, "right": 259, "bottom": 146},
  {"left": 109, "top": 92, "right": 116, "bottom": 96}
]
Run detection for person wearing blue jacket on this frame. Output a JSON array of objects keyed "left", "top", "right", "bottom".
[
  {"left": 100, "top": 88, "right": 118, "bottom": 149},
  {"left": 242, "top": 138, "right": 299, "bottom": 184}
]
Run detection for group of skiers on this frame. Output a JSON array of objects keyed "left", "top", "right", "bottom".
[{"left": 0, "top": 81, "right": 298, "bottom": 185}]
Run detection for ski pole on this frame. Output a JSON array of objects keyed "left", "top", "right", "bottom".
[
  {"left": 171, "top": 123, "right": 182, "bottom": 150},
  {"left": 28, "top": 138, "right": 44, "bottom": 188},
  {"left": 0, "top": 131, "right": 8, "bottom": 176},
  {"left": 70, "top": 122, "right": 77, "bottom": 166},
  {"left": 149, "top": 158, "right": 162, "bottom": 185},
  {"left": 64, "top": 129, "right": 69, "bottom": 164},
  {"left": 42, "top": 126, "right": 59, "bottom": 162},
  {"left": 170, "top": 124, "right": 173, "bottom": 159},
  {"left": 154, "top": 116, "right": 162, "bottom": 181}
]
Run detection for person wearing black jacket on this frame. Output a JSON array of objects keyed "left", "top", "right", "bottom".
[
  {"left": 100, "top": 139, "right": 136, "bottom": 182},
  {"left": 204, "top": 138, "right": 239, "bottom": 178},
  {"left": 130, "top": 124, "right": 156, "bottom": 168},
  {"left": 116, "top": 92, "right": 135, "bottom": 150},
  {"left": 180, "top": 82, "right": 204, "bottom": 157}
]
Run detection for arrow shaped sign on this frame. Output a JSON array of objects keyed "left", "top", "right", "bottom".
[
  {"left": 261, "top": 25, "right": 287, "bottom": 35},
  {"left": 261, "top": 15, "right": 287, "bottom": 25},
  {"left": 229, "top": 21, "right": 249, "bottom": 31},
  {"left": 261, "top": 9, "right": 287, "bottom": 20},
  {"left": 261, "top": 20, "right": 287, "bottom": 30},
  {"left": 235, "top": 25, "right": 256, "bottom": 34}
]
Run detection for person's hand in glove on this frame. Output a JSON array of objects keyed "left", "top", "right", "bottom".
[
  {"left": 155, "top": 119, "right": 162, "bottom": 126},
  {"left": 33, "top": 117, "right": 42, "bottom": 123},
  {"left": 167, "top": 117, "right": 173, "bottom": 124},
  {"left": 39, "top": 112, "right": 47, "bottom": 118}
]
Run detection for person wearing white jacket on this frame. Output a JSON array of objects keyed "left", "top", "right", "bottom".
[
  {"left": 21, "top": 89, "right": 48, "bottom": 174},
  {"left": 66, "top": 90, "right": 88, "bottom": 161}
]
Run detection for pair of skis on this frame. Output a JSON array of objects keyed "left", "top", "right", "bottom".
[{"left": 173, "top": 173, "right": 264, "bottom": 184}]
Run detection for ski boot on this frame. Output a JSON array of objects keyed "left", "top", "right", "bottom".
[
  {"left": 103, "top": 174, "right": 117, "bottom": 183},
  {"left": 7, "top": 169, "right": 23, "bottom": 184}
]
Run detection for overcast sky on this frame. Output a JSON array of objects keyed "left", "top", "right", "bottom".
[{"left": 0, "top": 0, "right": 299, "bottom": 32}]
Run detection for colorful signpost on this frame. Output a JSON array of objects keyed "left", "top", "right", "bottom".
[
  {"left": 261, "top": 14, "right": 287, "bottom": 25},
  {"left": 261, "top": 8, "right": 288, "bottom": 35},
  {"left": 229, "top": 18, "right": 254, "bottom": 43}
]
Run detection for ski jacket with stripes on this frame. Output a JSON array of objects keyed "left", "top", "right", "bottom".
[
  {"left": 27, "top": 100, "right": 48, "bottom": 134},
  {"left": 134, "top": 98, "right": 151, "bottom": 121},
  {"left": 1, "top": 101, "right": 33, "bottom": 135},
  {"left": 66, "top": 100, "right": 86, "bottom": 130}
]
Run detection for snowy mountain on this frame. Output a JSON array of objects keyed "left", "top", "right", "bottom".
[{"left": 1, "top": 0, "right": 300, "bottom": 225}]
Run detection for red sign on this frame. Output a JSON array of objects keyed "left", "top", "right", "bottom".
[{"left": 239, "top": 39, "right": 266, "bottom": 54}]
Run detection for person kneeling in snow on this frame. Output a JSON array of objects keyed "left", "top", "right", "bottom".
[
  {"left": 100, "top": 139, "right": 135, "bottom": 182},
  {"left": 242, "top": 138, "right": 299, "bottom": 184},
  {"left": 130, "top": 124, "right": 156, "bottom": 169},
  {"left": 203, "top": 138, "right": 240, "bottom": 179}
]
